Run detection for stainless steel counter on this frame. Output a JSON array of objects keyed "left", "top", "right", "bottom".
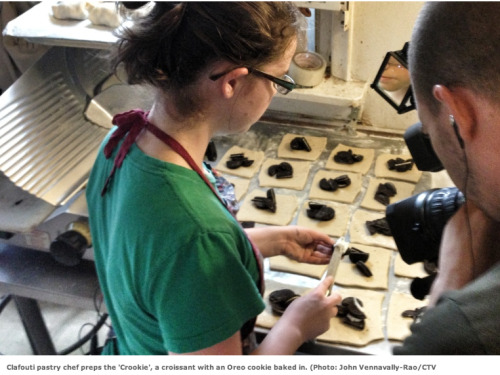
[
  {"left": 0, "top": 243, "right": 104, "bottom": 354},
  {"left": 0, "top": 244, "right": 101, "bottom": 311}
]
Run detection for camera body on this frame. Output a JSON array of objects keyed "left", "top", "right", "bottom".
[{"left": 386, "top": 122, "right": 465, "bottom": 265}]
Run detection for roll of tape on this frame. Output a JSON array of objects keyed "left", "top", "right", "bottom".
[{"left": 288, "top": 51, "right": 326, "bottom": 87}]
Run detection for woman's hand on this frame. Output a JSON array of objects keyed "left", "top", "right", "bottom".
[
  {"left": 279, "top": 276, "right": 341, "bottom": 341},
  {"left": 252, "top": 277, "right": 341, "bottom": 354},
  {"left": 245, "top": 226, "right": 334, "bottom": 264},
  {"left": 429, "top": 200, "right": 500, "bottom": 306}
]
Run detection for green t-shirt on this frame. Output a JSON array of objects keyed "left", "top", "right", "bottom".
[{"left": 86, "top": 130, "right": 265, "bottom": 354}]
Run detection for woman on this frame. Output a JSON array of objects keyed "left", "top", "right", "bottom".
[{"left": 86, "top": 2, "right": 341, "bottom": 355}]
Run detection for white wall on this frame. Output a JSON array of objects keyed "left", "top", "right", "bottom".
[{"left": 350, "top": 1, "right": 424, "bottom": 132}]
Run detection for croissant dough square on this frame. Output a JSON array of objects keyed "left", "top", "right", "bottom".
[
  {"left": 325, "top": 144, "right": 375, "bottom": 174},
  {"left": 296, "top": 200, "right": 351, "bottom": 238},
  {"left": 236, "top": 189, "right": 298, "bottom": 226},
  {"left": 349, "top": 209, "right": 397, "bottom": 250},
  {"left": 215, "top": 145, "right": 265, "bottom": 178},
  {"left": 277, "top": 133, "right": 327, "bottom": 161},
  {"left": 317, "top": 288, "right": 385, "bottom": 347},
  {"left": 268, "top": 256, "right": 328, "bottom": 280},
  {"left": 394, "top": 253, "right": 429, "bottom": 279},
  {"left": 374, "top": 153, "right": 423, "bottom": 183},
  {"left": 257, "top": 279, "right": 308, "bottom": 329},
  {"left": 387, "top": 292, "right": 428, "bottom": 341},
  {"left": 309, "top": 170, "right": 363, "bottom": 204},
  {"left": 224, "top": 177, "right": 250, "bottom": 202},
  {"left": 360, "top": 177, "right": 416, "bottom": 211},
  {"left": 335, "top": 243, "right": 392, "bottom": 290},
  {"left": 258, "top": 158, "right": 312, "bottom": 191}
]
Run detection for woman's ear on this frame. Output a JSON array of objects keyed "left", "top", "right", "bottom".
[
  {"left": 218, "top": 67, "right": 249, "bottom": 98},
  {"left": 433, "top": 84, "right": 477, "bottom": 143}
]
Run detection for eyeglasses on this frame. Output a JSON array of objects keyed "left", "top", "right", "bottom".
[
  {"left": 209, "top": 66, "right": 312, "bottom": 95},
  {"left": 384, "top": 62, "right": 404, "bottom": 70}
]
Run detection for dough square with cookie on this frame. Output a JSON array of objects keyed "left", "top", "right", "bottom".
[
  {"left": 325, "top": 144, "right": 375, "bottom": 174},
  {"left": 296, "top": 200, "right": 350, "bottom": 238},
  {"left": 269, "top": 256, "right": 328, "bottom": 280},
  {"left": 236, "top": 189, "right": 298, "bottom": 226},
  {"left": 317, "top": 288, "right": 385, "bottom": 347},
  {"left": 309, "top": 170, "right": 363, "bottom": 204},
  {"left": 394, "top": 253, "right": 429, "bottom": 279},
  {"left": 277, "top": 133, "right": 327, "bottom": 161},
  {"left": 387, "top": 292, "right": 428, "bottom": 342},
  {"left": 349, "top": 209, "right": 397, "bottom": 250},
  {"left": 258, "top": 158, "right": 311, "bottom": 191},
  {"left": 215, "top": 145, "right": 265, "bottom": 178},
  {"left": 257, "top": 279, "right": 309, "bottom": 329},
  {"left": 360, "top": 177, "right": 416, "bottom": 211},
  {"left": 334, "top": 243, "right": 392, "bottom": 290},
  {"left": 224, "top": 176, "right": 250, "bottom": 202},
  {"left": 374, "top": 153, "right": 423, "bottom": 183}
]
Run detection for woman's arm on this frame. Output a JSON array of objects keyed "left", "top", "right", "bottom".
[
  {"left": 169, "top": 277, "right": 341, "bottom": 355},
  {"left": 169, "top": 332, "right": 243, "bottom": 355},
  {"left": 245, "top": 226, "right": 334, "bottom": 264}
]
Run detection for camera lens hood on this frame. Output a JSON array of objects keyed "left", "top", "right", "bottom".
[{"left": 404, "top": 122, "right": 444, "bottom": 172}]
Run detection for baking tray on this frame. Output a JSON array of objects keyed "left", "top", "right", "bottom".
[{"left": 209, "top": 120, "right": 438, "bottom": 355}]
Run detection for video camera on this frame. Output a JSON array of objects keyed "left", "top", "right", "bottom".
[
  {"left": 386, "top": 122, "right": 465, "bottom": 265},
  {"left": 384, "top": 123, "right": 465, "bottom": 299}
]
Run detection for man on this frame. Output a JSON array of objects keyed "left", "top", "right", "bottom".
[{"left": 393, "top": 2, "right": 500, "bottom": 354}]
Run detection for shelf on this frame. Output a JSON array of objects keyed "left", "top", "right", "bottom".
[
  {"left": 5, "top": 1, "right": 367, "bottom": 122},
  {"left": 293, "top": 1, "right": 344, "bottom": 11},
  {"left": 3, "top": 1, "right": 118, "bottom": 49},
  {"left": 269, "top": 76, "right": 368, "bottom": 122}
]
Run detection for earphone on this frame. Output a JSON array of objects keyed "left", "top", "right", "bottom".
[
  {"left": 450, "top": 115, "right": 465, "bottom": 149},
  {"left": 449, "top": 115, "right": 476, "bottom": 280}
]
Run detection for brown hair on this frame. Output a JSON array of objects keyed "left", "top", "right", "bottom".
[
  {"left": 409, "top": 2, "right": 500, "bottom": 115},
  {"left": 113, "top": 2, "right": 301, "bottom": 117}
]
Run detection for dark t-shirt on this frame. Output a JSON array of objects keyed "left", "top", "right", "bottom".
[{"left": 393, "top": 262, "right": 500, "bottom": 354}]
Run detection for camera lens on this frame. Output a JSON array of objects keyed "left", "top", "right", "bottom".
[{"left": 386, "top": 187, "right": 465, "bottom": 264}]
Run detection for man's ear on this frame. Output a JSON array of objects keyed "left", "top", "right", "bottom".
[
  {"left": 432, "top": 84, "right": 477, "bottom": 143},
  {"left": 218, "top": 67, "right": 249, "bottom": 98}
]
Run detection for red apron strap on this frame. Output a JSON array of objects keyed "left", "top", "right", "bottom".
[{"left": 101, "top": 110, "right": 149, "bottom": 196}]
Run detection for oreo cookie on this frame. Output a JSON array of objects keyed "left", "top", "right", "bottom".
[
  {"left": 306, "top": 202, "right": 335, "bottom": 221},
  {"left": 268, "top": 162, "right": 293, "bottom": 179}
]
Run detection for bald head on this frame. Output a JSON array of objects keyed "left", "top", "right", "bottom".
[{"left": 409, "top": 2, "right": 500, "bottom": 115}]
